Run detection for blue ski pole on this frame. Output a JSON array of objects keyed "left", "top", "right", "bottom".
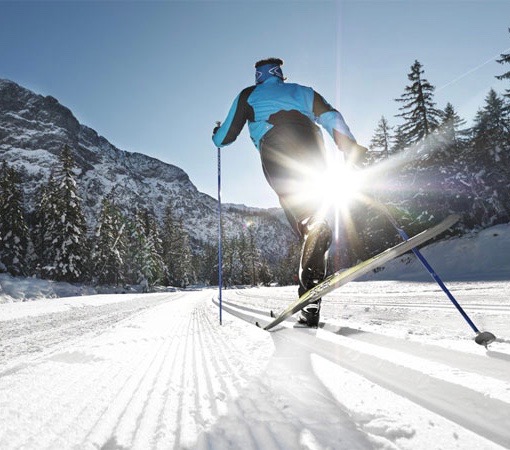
[
  {"left": 216, "top": 123, "right": 223, "bottom": 325},
  {"left": 374, "top": 201, "right": 495, "bottom": 347}
]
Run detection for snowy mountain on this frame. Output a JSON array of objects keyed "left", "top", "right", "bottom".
[{"left": 0, "top": 79, "right": 294, "bottom": 259}]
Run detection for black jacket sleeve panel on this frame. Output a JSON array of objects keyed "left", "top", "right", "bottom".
[
  {"left": 313, "top": 91, "right": 337, "bottom": 117},
  {"left": 221, "top": 86, "right": 256, "bottom": 146}
]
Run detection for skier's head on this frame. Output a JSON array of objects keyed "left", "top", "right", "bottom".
[{"left": 255, "top": 58, "right": 284, "bottom": 84}]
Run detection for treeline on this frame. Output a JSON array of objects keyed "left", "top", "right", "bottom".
[
  {"left": 367, "top": 60, "right": 510, "bottom": 173},
  {"left": 346, "top": 35, "right": 510, "bottom": 263},
  {"left": 368, "top": 28, "right": 510, "bottom": 165},
  {"left": 0, "top": 145, "right": 194, "bottom": 287},
  {"left": 0, "top": 145, "right": 296, "bottom": 288}
]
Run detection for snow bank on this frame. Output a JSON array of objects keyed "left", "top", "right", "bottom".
[
  {"left": 365, "top": 222, "right": 510, "bottom": 281},
  {"left": 0, "top": 274, "right": 157, "bottom": 304},
  {"left": 0, "top": 274, "right": 96, "bottom": 303}
]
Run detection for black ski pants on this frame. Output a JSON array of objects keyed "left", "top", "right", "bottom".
[{"left": 259, "top": 114, "right": 328, "bottom": 238}]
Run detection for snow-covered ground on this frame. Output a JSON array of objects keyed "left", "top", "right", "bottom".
[
  {"left": 364, "top": 222, "right": 510, "bottom": 282},
  {"left": 1, "top": 224, "right": 510, "bottom": 449}
]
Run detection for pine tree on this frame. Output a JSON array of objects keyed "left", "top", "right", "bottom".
[
  {"left": 470, "top": 89, "right": 510, "bottom": 166},
  {"left": 461, "top": 89, "right": 510, "bottom": 226},
  {"left": 440, "top": 103, "right": 468, "bottom": 144},
  {"left": 42, "top": 145, "right": 89, "bottom": 282},
  {"left": 195, "top": 241, "right": 219, "bottom": 286},
  {"left": 369, "top": 116, "right": 393, "bottom": 160},
  {"left": 33, "top": 173, "right": 57, "bottom": 275},
  {"left": 236, "top": 230, "right": 250, "bottom": 284},
  {"left": 496, "top": 28, "right": 510, "bottom": 98},
  {"left": 222, "top": 233, "right": 236, "bottom": 287},
  {"left": 436, "top": 102, "right": 469, "bottom": 164},
  {"left": 161, "top": 205, "right": 194, "bottom": 287},
  {"left": 33, "top": 172, "right": 75, "bottom": 278},
  {"left": 171, "top": 218, "right": 194, "bottom": 287},
  {"left": 0, "top": 162, "right": 29, "bottom": 276},
  {"left": 246, "top": 224, "right": 261, "bottom": 285},
  {"left": 275, "top": 240, "right": 300, "bottom": 286},
  {"left": 391, "top": 126, "right": 409, "bottom": 154},
  {"left": 130, "top": 208, "right": 165, "bottom": 288},
  {"left": 257, "top": 259, "right": 273, "bottom": 286},
  {"left": 92, "top": 194, "right": 127, "bottom": 285},
  {"left": 395, "top": 60, "right": 442, "bottom": 147}
]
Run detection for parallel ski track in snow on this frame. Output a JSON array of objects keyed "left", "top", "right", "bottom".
[
  {"left": 220, "top": 292, "right": 510, "bottom": 449},
  {"left": 2, "top": 287, "right": 510, "bottom": 449},
  {"left": 0, "top": 293, "right": 188, "bottom": 376},
  {"left": 231, "top": 289, "right": 510, "bottom": 313},
  {"left": 0, "top": 291, "right": 276, "bottom": 449}
]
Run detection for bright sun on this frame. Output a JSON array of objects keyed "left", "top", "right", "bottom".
[{"left": 302, "top": 153, "right": 367, "bottom": 221}]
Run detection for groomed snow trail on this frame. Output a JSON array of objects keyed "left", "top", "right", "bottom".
[
  {"left": 0, "top": 282, "right": 509, "bottom": 449},
  {"left": 0, "top": 291, "right": 273, "bottom": 449},
  {"left": 220, "top": 282, "right": 510, "bottom": 450}
]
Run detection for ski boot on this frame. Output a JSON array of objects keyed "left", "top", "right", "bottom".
[
  {"left": 298, "top": 298, "right": 322, "bottom": 328},
  {"left": 297, "top": 218, "right": 332, "bottom": 327}
]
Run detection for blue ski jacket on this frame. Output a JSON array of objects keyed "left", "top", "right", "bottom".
[{"left": 212, "top": 77, "right": 356, "bottom": 151}]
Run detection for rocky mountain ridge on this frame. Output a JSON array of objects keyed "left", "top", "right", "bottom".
[{"left": 0, "top": 79, "right": 294, "bottom": 262}]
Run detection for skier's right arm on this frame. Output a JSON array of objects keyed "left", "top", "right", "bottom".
[
  {"left": 213, "top": 87, "right": 255, "bottom": 147},
  {"left": 312, "top": 91, "right": 367, "bottom": 165}
]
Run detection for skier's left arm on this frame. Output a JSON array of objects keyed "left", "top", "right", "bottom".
[
  {"left": 212, "top": 86, "right": 255, "bottom": 148},
  {"left": 313, "top": 92, "right": 367, "bottom": 165}
]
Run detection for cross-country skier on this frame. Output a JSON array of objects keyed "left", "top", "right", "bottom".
[{"left": 212, "top": 58, "right": 367, "bottom": 327}]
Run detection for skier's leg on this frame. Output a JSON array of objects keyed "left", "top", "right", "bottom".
[
  {"left": 259, "top": 120, "right": 328, "bottom": 233},
  {"left": 298, "top": 217, "right": 332, "bottom": 290},
  {"left": 295, "top": 217, "right": 332, "bottom": 327},
  {"left": 259, "top": 123, "right": 332, "bottom": 327}
]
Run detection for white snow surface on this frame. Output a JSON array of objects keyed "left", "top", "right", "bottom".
[{"left": 1, "top": 224, "right": 510, "bottom": 449}]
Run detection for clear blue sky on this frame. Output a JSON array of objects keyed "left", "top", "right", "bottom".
[{"left": 1, "top": 0, "right": 509, "bottom": 208}]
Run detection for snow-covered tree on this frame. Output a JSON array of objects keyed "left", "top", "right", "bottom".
[
  {"left": 92, "top": 194, "right": 127, "bottom": 285},
  {"left": 257, "top": 259, "right": 273, "bottom": 286},
  {"left": 194, "top": 241, "right": 218, "bottom": 286},
  {"left": 33, "top": 173, "right": 57, "bottom": 274},
  {"left": 161, "top": 205, "right": 194, "bottom": 287},
  {"left": 37, "top": 145, "right": 89, "bottom": 282},
  {"left": 215, "top": 222, "right": 263, "bottom": 287},
  {"left": 235, "top": 231, "right": 249, "bottom": 284},
  {"left": 447, "top": 89, "right": 510, "bottom": 227},
  {"left": 172, "top": 219, "right": 194, "bottom": 287},
  {"left": 128, "top": 208, "right": 165, "bottom": 288},
  {"left": 436, "top": 102, "right": 469, "bottom": 164},
  {"left": 246, "top": 224, "right": 261, "bottom": 285},
  {"left": 440, "top": 103, "right": 468, "bottom": 144},
  {"left": 0, "top": 162, "right": 29, "bottom": 276},
  {"left": 395, "top": 60, "right": 442, "bottom": 147},
  {"left": 470, "top": 89, "right": 510, "bottom": 166},
  {"left": 274, "top": 240, "right": 300, "bottom": 286},
  {"left": 391, "top": 126, "right": 409, "bottom": 154}
]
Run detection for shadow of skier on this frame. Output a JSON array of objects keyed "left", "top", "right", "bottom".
[{"left": 194, "top": 328, "right": 375, "bottom": 449}]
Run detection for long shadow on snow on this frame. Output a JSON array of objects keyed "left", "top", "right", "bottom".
[{"left": 194, "top": 322, "right": 374, "bottom": 449}]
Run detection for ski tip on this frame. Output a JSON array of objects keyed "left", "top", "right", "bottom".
[
  {"left": 270, "top": 310, "right": 275, "bottom": 318},
  {"left": 255, "top": 321, "right": 261, "bottom": 328}
]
